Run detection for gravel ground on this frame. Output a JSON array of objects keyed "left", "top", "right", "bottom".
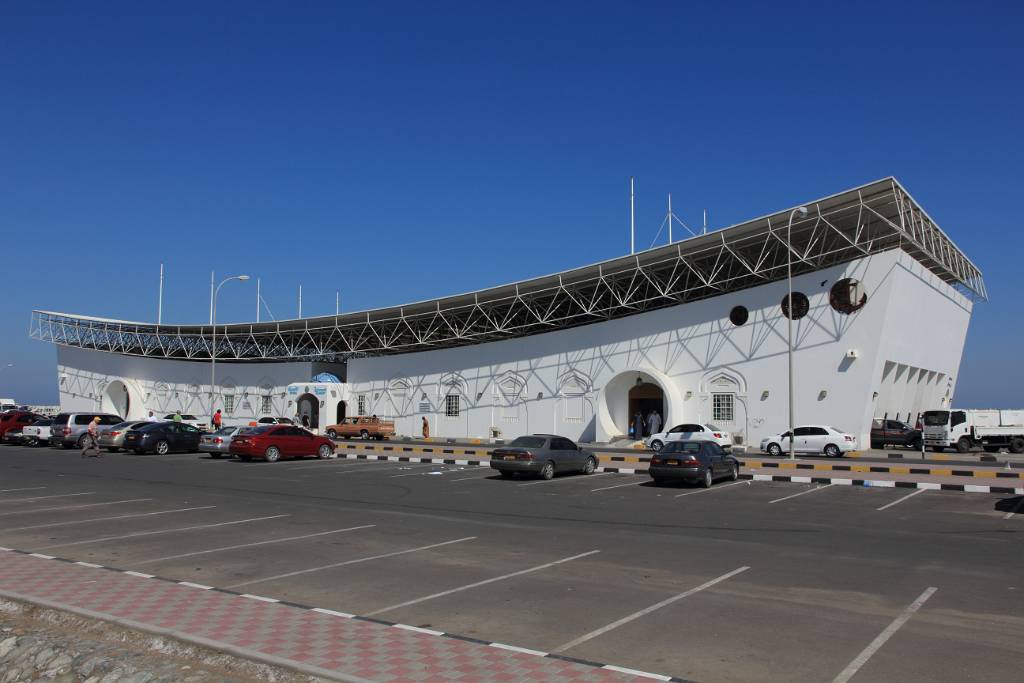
[{"left": 0, "top": 598, "right": 326, "bottom": 683}]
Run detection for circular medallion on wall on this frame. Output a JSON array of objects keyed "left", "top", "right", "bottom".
[{"left": 781, "top": 292, "right": 810, "bottom": 320}]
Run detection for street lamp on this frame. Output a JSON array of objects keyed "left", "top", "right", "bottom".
[
  {"left": 786, "top": 206, "right": 808, "bottom": 459},
  {"left": 210, "top": 275, "right": 250, "bottom": 421}
]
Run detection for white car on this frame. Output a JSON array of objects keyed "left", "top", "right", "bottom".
[
  {"left": 646, "top": 423, "right": 732, "bottom": 452},
  {"left": 162, "top": 414, "right": 208, "bottom": 430},
  {"left": 760, "top": 425, "right": 857, "bottom": 458}
]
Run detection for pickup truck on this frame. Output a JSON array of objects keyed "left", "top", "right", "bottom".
[
  {"left": 19, "top": 419, "right": 52, "bottom": 446},
  {"left": 325, "top": 416, "right": 396, "bottom": 441},
  {"left": 870, "top": 418, "right": 922, "bottom": 450}
]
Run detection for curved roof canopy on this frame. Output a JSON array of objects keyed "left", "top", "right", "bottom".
[{"left": 32, "top": 177, "right": 985, "bottom": 362}]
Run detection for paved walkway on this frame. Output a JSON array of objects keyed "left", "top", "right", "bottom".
[{"left": 0, "top": 550, "right": 672, "bottom": 683}]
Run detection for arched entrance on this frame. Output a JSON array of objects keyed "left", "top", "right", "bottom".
[
  {"left": 102, "top": 380, "right": 131, "bottom": 418},
  {"left": 598, "top": 369, "right": 680, "bottom": 441},
  {"left": 297, "top": 393, "right": 320, "bottom": 430},
  {"left": 336, "top": 400, "right": 347, "bottom": 424},
  {"left": 628, "top": 382, "right": 664, "bottom": 438}
]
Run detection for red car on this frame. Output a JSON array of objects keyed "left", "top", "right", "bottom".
[
  {"left": 0, "top": 411, "right": 41, "bottom": 440},
  {"left": 229, "top": 425, "right": 335, "bottom": 462}
]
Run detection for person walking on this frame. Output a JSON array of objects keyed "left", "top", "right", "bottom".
[
  {"left": 173, "top": 410, "right": 182, "bottom": 423},
  {"left": 145, "top": 410, "right": 158, "bottom": 422},
  {"left": 422, "top": 416, "right": 430, "bottom": 439},
  {"left": 633, "top": 411, "right": 644, "bottom": 440},
  {"left": 647, "top": 409, "right": 662, "bottom": 436},
  {"left": 212, "top": 409, "right": 222, "bottom": 430},
  {"left": 80, "top": 416, "right": 102, "bottom": 458}
]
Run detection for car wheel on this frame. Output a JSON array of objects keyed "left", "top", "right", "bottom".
[
  {"left": 1009, "top": 437, "right": 1024, "bottom": 454},
  {"left": 539, "top": 461, "right": 555, "bottom": 480},
  {"left": 650, "top": 440, "right": 664, "bottom": 452},
  {"left": 265, "top": 446, "right": 281, "bottom": 462},
  {"left": 583, "top": 457, "right": 597, "bottom": 475},
  {"left": 729, "top": 463, "right": 739, "bottom": 481},
  {"left": 155, "top": 440, "right": 170, "bottom": 455},
  {"left": 327, "top": 429, "right": 338, "bottom": 439},
  {"left": 910, "top": 438, "right": 923, "bottom": 450},
  {"left": 318, "top": 444, "right": 333, "bottom": 459},
  {"left": 700, "top": 468, "right": 713, "bottom": 488},
  {"left": 76, "top": 435, "right": 88, "bottom": 449},
  {"left": 824, "top": 444, "right": 841, "bottom": 458},
  {"left": 767, "top": 442, "right": 782, "bottom": 457},
  {"left": 360, "top": 429, "right": 369, "bottom": 440},
  {"left": 499, "top": 471, "right": 515, "bottom": 479},
  {"left": 956, "top": 437, "right": 972, "bottom": 453}
]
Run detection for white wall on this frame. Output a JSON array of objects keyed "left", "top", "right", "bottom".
[
  {"left": 55, "top": 346, "right": 344, "bottom": 425},
  {"left": 346, "top": 250, "right": 973, "bottom": 446}
]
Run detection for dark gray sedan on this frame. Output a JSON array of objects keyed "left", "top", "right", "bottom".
[
  {"left": 97, "top": 421, "right": 151, "bottom": 452},
  {"left": 648, "top": 440, "right": 739, "bottom": 487},
  {"left": 489, "top": 434, "right": 598, "bottom": 480}
]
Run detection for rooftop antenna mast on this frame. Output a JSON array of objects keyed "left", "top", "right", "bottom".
[
  {"left": 629, "top": 176, "right": 635, "bottom": 255},
  {"left": 703, "top": 209, "right": 707, "bottom": 235},
  {"left": 667, "top": 194, "right": 673, "bottom": 244}
]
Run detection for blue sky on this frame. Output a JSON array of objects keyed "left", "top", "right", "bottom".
[{"left": 1, "top": 1, "right": 1021, "bottom": 406}]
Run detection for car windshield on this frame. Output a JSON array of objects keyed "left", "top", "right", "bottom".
[
  {"left": 110, "top": 421, "right": 136, "bottom": 430},
  {"left": 213, "top": 427, "right": 236, "bottom": 435},
  {"left": 923, "top": 411, "right": 949, "bottom": 426},
  {"left": 245, "top": 426, "right": 274, "bottom": 435},
  {"left": 662, "top": 441, "right": 701, "bottom": 454},
  {"left": 134, "top": 422, "right": 166, "bottom": 432},
  {"left": 705, "top": 424, "right": 722, "bottom": 431},
  {"left": 508, "top": 436, "right": 547, "bottom": 448},
  {"left": 180, "top": 415, "right": 198, "bottom": 420}
]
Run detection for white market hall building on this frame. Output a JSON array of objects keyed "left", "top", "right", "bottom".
[{"left": 32, "top": 178, "right": 986, "bottom": 447}]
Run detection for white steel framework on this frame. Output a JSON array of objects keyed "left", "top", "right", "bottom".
[{"left": 31, "top": 178, "right": 985, "bottom": 362}]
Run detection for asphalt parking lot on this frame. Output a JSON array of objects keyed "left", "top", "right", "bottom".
[{"left": 1, "top": 443, "right": 1022, "bottom": 682}]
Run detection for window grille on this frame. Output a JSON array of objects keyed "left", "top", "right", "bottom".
[
  {"left": 358, "top": 395, "right": 367, "bottom": 415},
  {"left": 445, "top": 394, "right": 460, "bottom": 418},
  {"left": 712, "top": 393, "right": 735, "bottom": 423},
  {"left": 223, "top": 394, "right": 234, "bottom": 414},
  {"left": 261, "top": 395, "right": 273, "bottom": 414}
]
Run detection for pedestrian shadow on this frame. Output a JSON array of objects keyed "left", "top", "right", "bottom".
[{"left": 994, "top": 495, "right": 1023, "bottom": 513}]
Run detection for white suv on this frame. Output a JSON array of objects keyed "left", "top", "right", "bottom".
[
  {"left": 760, "top": 425, "right": 857, "bottom": 458},
  {"left": 646, "top": 423, "right": 732, "bottom": 452}
]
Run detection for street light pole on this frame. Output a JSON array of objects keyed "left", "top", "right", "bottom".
[
  {"left": 786, "top": 206, "right": 808, "bottom": 460},
  {"left": 211, "top": 275, "right": 250, "bottom": 421}
]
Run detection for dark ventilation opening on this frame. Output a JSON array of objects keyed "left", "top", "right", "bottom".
[
  {"left": 781, "top": 292, "right": 810, "bottom": 320},
  {"left": 729, "top": 305, "right": 749, "bottom": 326},
  {"left": 829, "top": 278, "right": 867, "bottom": 314}
]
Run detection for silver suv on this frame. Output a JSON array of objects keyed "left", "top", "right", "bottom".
[{"left": 49, "top": 412, "right": 124, "bottom": 449}]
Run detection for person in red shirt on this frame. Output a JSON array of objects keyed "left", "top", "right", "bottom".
[{"left": 212, "top": 409, "right": 222, "bottom": 430}]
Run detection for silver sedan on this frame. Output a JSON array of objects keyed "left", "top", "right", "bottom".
[
  {"left": 97, "top": 421, "right": 151, "bottom": 452},
  {"left": 199, "top": 426, "right": 248, "bottom": 458}
]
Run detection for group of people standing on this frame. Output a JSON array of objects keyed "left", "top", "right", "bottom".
[{"left": 631, "top": 408, "right": 662, "bottom": 440}]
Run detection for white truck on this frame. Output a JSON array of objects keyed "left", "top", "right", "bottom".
[{"left": 922, "top": 409, "right": 1024, "bottom": 454}]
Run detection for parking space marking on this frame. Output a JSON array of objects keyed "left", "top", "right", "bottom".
[
  {"left": 390, "top": 468, "right": 456, "bottom": 478},
  {"left": 553, "top": 565, "right": 751, "bottom": 652},
  {"left": 135, "top": 524, "right": 376, "bottom": 565},
  {"left": 1003, "top": 496, "right": 1024, "bottom": 520},
  {"left": 674, "top": 480, "right": 747, "bottom": 498},
  {"left": 282, "top": 460, "right": 391, "bottom": 472},
  {"left": 37, "top": 514, "right": 290, "bottom": 550},
  {"left": 449, "top": 472, "right": 496, "bottom": 482},
  {"left": 0, "top": 499, "right": 152, "bottom": 518},
  {"left": 590, "top": 479, "right": 645, "bottom": 492},
  {"left": 876, "top": 489, "right": 926, "bottom": 511},
  {"left": 227, "top": 536, "right": 477, "bottom": 589},
  {"left": 517, "top": 472, "right": 614, "bottom": 487},
  {"left": 3, "top": 506, "right": 217, "bottom": 532},
  {"left": 832, "top": 587, "right": 937, "bottom": 683},
  {"left": 364, "top": 550, "right": 600, "bottom": 616},
  {"left": 0, "top": 492, "right": 96, "bottom": 504},
  {"left": 0, "top": 487, "right": 47, "bottom": 494},
  {"left": 768, "top": 484, "right": 834, "bottom": 504}
]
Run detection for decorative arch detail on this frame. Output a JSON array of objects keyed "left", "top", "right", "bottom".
[
  {"left": 699, "top": 368, "right": 747, "bottom": 395},
  {"left": 557, "top": 369, "right": 592, "bottom": 396}
]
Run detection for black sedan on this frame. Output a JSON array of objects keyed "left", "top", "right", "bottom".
[
  {"left": 648, "top": 440, "right": 739, "bottom": 487},
  {"left": 124, "top": 422, "right": 203, "bottom": 455}
]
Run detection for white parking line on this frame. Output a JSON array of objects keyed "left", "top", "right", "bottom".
[
  {"left": 0, "top": 487, "right": 47, "bottom": 494},
  {"left": 135, "top": 524, "right": 376, "bottom": 565},
  {"left": 0, "top": 492, "right": 96, "bottom": 504},
  {"left": 769, "top": 484, "right": 834, "bottom": 504},
  {"left": 0, "top": 499, "right": 152, "bottom": 518},
  {"left": 3, "top": 506, "right": 216, "bottom": 532},
  {"left": 364, "top": 550, "right": 600, "bottom": 616},
  {"left": 227, "top": 536, "right": 477, "bottom": 589},
  {"left": 450, "top": 473, "right": 497, "bottom": 482},
  {"left": 554, "top": 566, "right": 751, "bottom": 652},
  {"left": 876, "top": 489, "right": 926, "bottom": 511},
  {"left": 283, "top": 460, "right": 389, "bottom": 472},
  {"left": 1003, "top": 496, "right": 1024, "bottom": 520},
  {"left": 591, "top": 479, "right": 645, "bottom": 492},
  {"left": 390, "top": 468, "right": 454, "bottom": 478},
  {"left": 517, "top": 472, "right": 614, "bottom": 487},
  {"left": 832, "top": 587, "right": 937, "bottom": 683},
  {"left": 37, "top": 514, "right": 290, "bottom": 549},
  {"left": 674, "top": 481, "right": 747, "bottom": 498}
]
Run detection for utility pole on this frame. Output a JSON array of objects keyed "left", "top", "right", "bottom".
[
  {"left": 208, "top": 271, "right": 214, "bottom": 324},
  {"left": 298, "top": 285, "right": 302, "bottom": 319},
  {"left": 256, "top": 278, "right": 261, "bottom": 323},
  {"left": 336, "top": 291, "right": 340, "bottom": 315},
  {"left": 667, "top": 194, "right": 673, "bottom": 244}
]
